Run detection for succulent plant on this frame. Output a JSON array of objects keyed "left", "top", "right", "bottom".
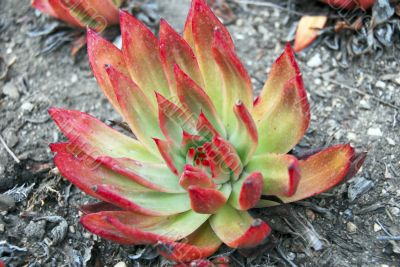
[
  {"left": 49, "top": 0, "right": 364, "bottom": 262},
  {"left": 31, "top": 0, "right": 124, "bottom": 31}
]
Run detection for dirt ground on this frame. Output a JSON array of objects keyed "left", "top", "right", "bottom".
[{"left": 0, "top": 0, "right": 399, "bottom": 266}]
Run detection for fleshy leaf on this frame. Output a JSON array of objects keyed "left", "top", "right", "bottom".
[
  {"left": 156, "top": 92, "right": 196, "bottom": 144},
  {"left": 106, "top": 65, "right": 162, "bottom": 151},
  {"left": 252, "top": 44, "right": 301, "bottom": 121},
  {"left": 82, "top": 0, "right": 120, "bottom": 25},
  {"left": 87, "top": 29, "right": 129, "bottom": 115},
  {"left": 79, "top": 201, "right": 122, "bottom": 214},
  {"left": 48, "top": 0, "right": 84, "bottom": 27},
  {"left": 209, "top": 204, "right": 271, "bottom": 248},
  {"left": 246, "top": 154, "right": 300, "bottom": 197},
  {"left": 120, "top": 11, "right": 169, "bottom": 102},
  {"left": 157, "top": 222, "right": 222, "bottom": 262},
  {"left": 190, "top": 0, "right": 235, "bottom": 117},
  {"left": 53, "top": 144, "right": 152, "bottom": 202},
  {"left": 229, "top": 172, "right": 264, "bottom": 210},
  {"left": 159, "top": 19, "right": 204, "bottom": 95},
  {"left": 180, "top": 164, "right": 216, "bottom": 189},
  {"left": 174, "top": 65, "right": 225, "bottom": 136},
  {"left": 104, "top": 210, "right": 210, "bottom": 242},
  {"left": 95, "top": 156, "right": 185, "bottom": 193},
  {"left": 49, "top": 108, "right": 159, "bottom": 162},
  {"left": 154, "top": 138, "right": 185, "bottom": 175},
  {"left": 255, "top": 75, "right": 310, "bottom": 154},
  {"left": 294, "top": 16, "right": 327, "bottom": 52},
  {"left": 229, "top": 101, "right": 258, "bottom": 165},
  {"left": 59, "top": 0, "right": 102, "bottom": 30},
  {"left": 32, "top": 0, "right": 58, "bottom": 17},
  {"left": 188, "top": 183, "right": 231, "bottom": 214},
  {"left": 280, "top": 144, "right": 355, "bottom": 203},
  {"left": 212, "top": 28, "right": 253, "bottom": 134},
  {"left": 95, "top": 184, "right": 191, "bottom": 216},
  {"left": 80, "top": 211, "right": 138, "bottom": 244}
]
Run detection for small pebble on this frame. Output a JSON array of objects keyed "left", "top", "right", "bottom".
[
  {"left": 386, "top": 137, "right": 395, "bottom": 146},
  {"left": 347, "top": 132, "right": 357, "bottom": 141},
  {"left": 21, "top": 102, "right": 34, "bottom": 112},
  {"left": 346, "top": 222, "right": 357, "bottom": 233},
  {"left": 390, "top": 207, "right": 400, "bottom": 216},
  {"left": 69, "top": 225, "right": 75, "bottom": 234},
  {"left": 114, "top": 262, "right": 127, "bottom": 267},
  {"left": 373, "top": 223, "right": 382, "bottom": 232},
  {"left": 307, "top": 53, "right": 322, "bottom": 68},
  {"left": 367, "top": 127, "right": 382, "bottom": 137},
  {"left": 375, "top": 80, "right": 386, "bottom": 89},
  {"left": 2, "top": 82, "right": 20, "bottom": 100},
  {"left": 306, "top": 209, "right": 316, "bottom": 221},
  {"left": 0, "top": 224, "right": 4, "bottom": 233}
]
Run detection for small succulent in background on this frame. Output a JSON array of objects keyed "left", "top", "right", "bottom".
[
  {"left": 320, "top": 0, "right": 375, "bottom": 10},
  {"left": 49, "top": 0, "right": 364, "bottom": 263},
  {"left": 31, "top": 0, "right": 124, "bottom": 32}
]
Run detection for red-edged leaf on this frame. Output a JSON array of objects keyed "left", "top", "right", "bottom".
[
  {"left": 190, "top": 0, "right": 235, "bottom": 117},
  {"left": 246, "top": 154, "right": 300, "bottom": 197},
  {"left": 188, "top": 184, "right": 230, "bottom": 214},
  {"left": 294, "top": 16, "right": 327, "bottom": 52},
  {"left": 180, "top": 164, "right": 216, "bottom": 189},
  {"left": 156, "top": 92, "right": 196, "bottom": 143},
  {"left": 103, "top": 210, "right": 210, "bottom": 242},
  {"left": 196, "top": 111, "right": 220, "bottom": 140},
  {"left": 80, "top": 211, "right": 138, "bottom": 244},
  {"left": 87, "top": 29, "right": 129, "bottom": 115},
  {"left": 79, "top": 202, "right": 122, "bottom": 214},
  {"left": 252, "top": 44, "right": 301, "bottom": 120},
  {"left": 53, "top": 145, "right": 152, "bottom": 202},
  {"left": 120, "top": 11, "right": 169, "bottom": 101},
  {"left": 154, "top": 138, "right": 185, "bottom": 175},
  {"left": 48, "top": 108, "right": 159, "bottom": 162},
  {"left": 212, "top": 29, "right": 253, "bottom": 134},
  {"left": 208, "top": 136, "right": 243, "bottom": 178},
  {"left": 157, "top": 222, "right": 222, "bottom": 262},
  {"left": 175, "top": 65, "right": 225, "bottom": 136},
  {"left": 106, "top": 65, "right": 162, "bottom": 150},
  {"left": 229, "top": 172, "right": 264, "bottom": 210},
  {"left": 229, "top": 101, "right": 258, "bottom": 165},
  {"left": 320, "top": 0, "right": 356, "bottom": 9},
  {"left": 32, "top": 0, "right": 58, "bottom": 17},
  {"left": 159, "top": 19, "right": 204, "bottom": 95},
  {"left": 59, "top": 0, "right": 104, "bottom": 30},
  {"left": 94, "top": 184, "right": 191, "bottom": 216},
  {"left": 255, "top": 75, "right": 310, "bottom": 154},
  {"left": 95, "top": 156, "right": 185, "bottom": 193},
  {"left": 209, "top": 204, "right": 271, "bottom": 248},
  {"left": 47, "top": 0, "right": 84, "bottom": 27},
  {"left": 84, "top": 0, "right": 120, "bottom": 25},
  {"left": 279, "top": 144, "right": 355, "bottom": 203}
]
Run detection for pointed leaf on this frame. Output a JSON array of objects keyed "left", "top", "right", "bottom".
[
  {"left": 159, "top": 19, "right": 204, "bottom": 95},
  {"left": 120, "top": 11, "right": 169, "bottom": 101},
  {"left": 105, "top": 210, "right": 210, "bottom": 242},
  {"left": 83, "top": 0, "right": 120, "bottom": 25},
  {"left": 48, "top": 0, "right": 83, "bottom": 27},
  {"left": 212, "top": 29, "right": 253, "bottom": 134},
  {"left": 87, "top": 29, "right": 129, "bottom": 115},
  {"left": 280, "top": 144, "right": 355, "bottom": 203},
  {"left": 106, "top": 65, "right": 162, "bottom": 151},
  {"left": 246, "top": 154, "right": 300, "bottom": 197},
  {"left": 53, "top": 145, "right": 152, "bottom": 202},
  {"left": 49, "top": 108, "right": 159, "bottom": 162},
  {"left": 80, "top": 202, "right": 122, "bottom": 214},
  {"left": 196, "top": 111, "right": 220, "bottom": 140},
  {"left": 59, "top": 0, "right": 103, "bottom": 30},
  {"left": 294, "top": 16, "right": 327, "bottom": 52},
  {"left": 95, "top": 156, "right": 185, "bottom": 193},
  {"left": 252, "top": 44, "right": 301, "bottom": 121},
  {"left": 175, "top": 65, "right": 225, "bottom": 136},
  {"left": 154, "top": 138, "right": 185, "bottom": 175},
  {"left": 229, "top": 101, "right": 258, "bottom": 165},
  {"left": 191, "top": 0, "right": 235, "bottom": 116},
  {"left": 188, "top": 184, "right": 231, "bottom": 214},
  {"left": 158, "top": 222, "right": 222, "bottom": 262},
  {"left": 255, "top": 75, "right": 310, "bottom": 154},
  {"left": 209, "top": 204, "right": 271, "bottom": 248},
  {"left": 156, "top": 92, "right": 196, "bottom": 143},
  {"left": 95, "top": 184, "right": 191, "bottom": 216},
  {"left": 80, "top": 211, "right": 138, "bottom": 244},
  {"left": 229, "top": 172, "right": 263, "bottom": 210}
]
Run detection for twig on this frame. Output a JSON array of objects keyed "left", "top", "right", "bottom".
[
  {"left": 275, "top": 246, "right": 298, "bottom": 267},
  {"left": 377, "top": 236, "right": 400, "bottom": 241},
  {"left": 326, "top": 78, "right": 400, "bottom": 110},
  {"left": 0, "top": 134, "right": 20, "bottom": 163}
]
